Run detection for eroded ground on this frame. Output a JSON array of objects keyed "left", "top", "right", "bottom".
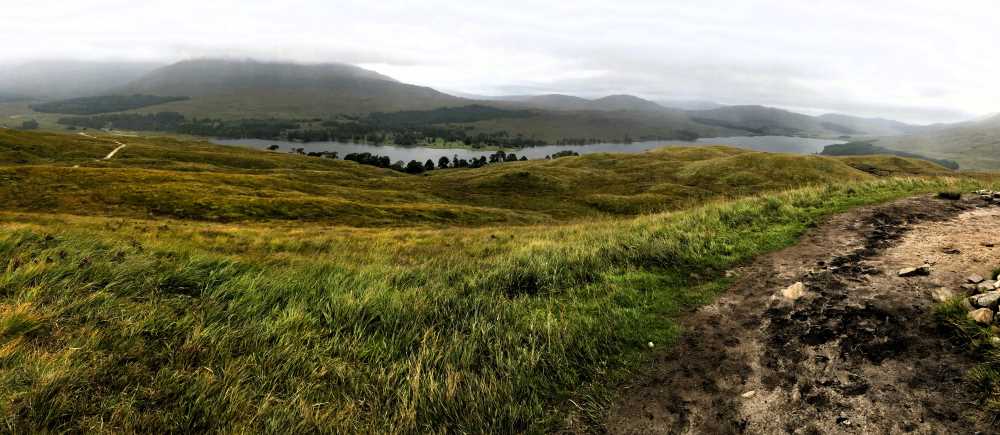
[{"left": 607, "top": 195, "right": 999, "bottom": 434}]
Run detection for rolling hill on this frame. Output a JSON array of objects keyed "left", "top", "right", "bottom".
[
  {"left": 817, "top": 113, "right": 927, "bottom": 136},
  {"left": 119, "top": 59, "right": 468, "bottom": 118},
  {"left": 687, "top": 105, "right": 857, "bottom": 137},
  {"left": 0, "top": 128, "right": 985, "bottom": 433},
  {"left": 492, "top": 93, "right": 669, "bottom": 112},
  {"left": 876, "top": 114, "right": 1000, "bottom": 170}
]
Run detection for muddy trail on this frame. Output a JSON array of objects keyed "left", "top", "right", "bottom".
[{"left": 607, "top": 194, "right": 1000, "bottom": 434}]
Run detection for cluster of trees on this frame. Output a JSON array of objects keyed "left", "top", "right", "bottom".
[
  {"left": 53, "top": 106, "right": 550, "bottom": 147},
  {"left": 57, "top": 112, "right": 298, "bottom": 139},
  {"left": 19, "top": 120, "right": 39, "bottom": 130},
  {"left": 32, "top": 95, "right": 189, "bottom": 115},
  {"left": 336, "top": 150, "right": 531, "bottom": 174}
]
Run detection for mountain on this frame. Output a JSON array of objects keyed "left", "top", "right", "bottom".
[
  {"left": 590, "top": 95, "right": 667, "bottom": 112},
  {"left": 0, "top": 60, "right": 163, "bottom": 100},
  {"left": 687, "top": 105, "right": 856, "bottom": 137},
  {"left": 876, "top": 114, "right": 1000, "bottom": 170},
  {"left": 816, "top": 113, "right": 926, "bottom": 136},
  {"left": 119, "top": 59, "right": 467, "bottom": 118},
  {"left": 493, "top": 93, "right": 668, "bottom": 112},
  {"left": 657, "top": 99, "right": 725, "bottom": 111}
]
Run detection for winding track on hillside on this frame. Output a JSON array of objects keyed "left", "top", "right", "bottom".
[
  {"left": 78, "top": 132, "right": 127, "bottom": 160},
  {"left": 604, "top": 195, "right": 995, "bottom": 434}
]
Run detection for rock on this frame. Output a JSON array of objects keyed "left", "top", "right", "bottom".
[
  {"left": 991, "top": 337, "right": 1000, "bottom": 346},
  {"left": 897, "top": 265, "right": 931, "bottom": 277},
  {"left": 741, "top": 390, "right": 756, "bottom": 399},
  {"left": 647, "top": 342, "right": 654, "bottom": 349},
  {"left": 979, "top": 280, "right": 998, "bottom": 292},
  {"left": 969, "top": 308, "right": 995, "bottom": 325},
  {"left": 961, "top": 298, "right": 976, "bottom": 312},
  {"left": 984, "top": 242, "right": 996, "bottom": 248},
  {"left": 931, "top": 288, "right": 955, "bottom": 302},
  {"left": 782, "top": 282, "right": 806, "bottom": 300},
  {"left": 968, "top": 274, "right": 986, "bottom": 284},
  {"left": 970, "top": 291, "right": 1000, "bottom": 309},
  {"left": 962, "top": 283, "right": 980, "bottom": 292}
]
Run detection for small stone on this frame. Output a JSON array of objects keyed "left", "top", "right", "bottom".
[
  {"left": 782, "top": 282, "right": 806, "bottom": 300},
  {"left": 984, "top": 242, "right": 996, "bottom": 248},
  {"left": 979, "top": 280, "right": 997, "bottom": 292},
  {"left": 969, "top": 308, "right": 995, "bottom": 325},
  {"left": 741, "top": 390, "right": 756, "bottom": 398},
  {"left": 961, "top": 298, "right": 976, "bottom": 312},
  {"left": 931, "top": 288, "right": 954, "bottom": 302},
  {"left": 991, "top": 337, "right": 1000, "bottom": 346},
  {"left": 898, "top": 265, "right": 931, "bottom": 277},
  {"left": 647, "top": 342, "right": 654, "bottom": 349},
  {"left": 962, "top": 283, "right": 980, "bottom": 292},
  {"left": 970, "top": 291, "right": 1000, "bottom": 309},
  {"left": 968, "top": 275, "right": 986, "bottom": 284},
  {"left": 836, "top": 416, "right": 851, "bottom": 426}
]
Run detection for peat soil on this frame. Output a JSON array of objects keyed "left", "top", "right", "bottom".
[{"left": 606, "top": 195, "right": 998, "bottom": 434}]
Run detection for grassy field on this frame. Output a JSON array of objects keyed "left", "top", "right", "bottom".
[{"left": 0, "top": 130, "right": 991, "bottom": 432}]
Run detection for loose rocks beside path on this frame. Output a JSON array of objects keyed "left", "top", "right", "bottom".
[{"left": 606, "top": 193, "right": 999, "bottom": 434}]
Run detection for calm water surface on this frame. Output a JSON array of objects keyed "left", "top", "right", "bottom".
[{"left": 212, "top": 136, "right": 846, "bottom": 163}]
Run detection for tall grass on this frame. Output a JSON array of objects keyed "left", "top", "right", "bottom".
[{"left": 0, "top": 177, "right": 988, "bottom": 432}]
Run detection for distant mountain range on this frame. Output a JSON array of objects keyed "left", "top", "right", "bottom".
[
  {"left": 0, "top": 58, "right": 962, "bottom": 142},
  {"left": 0, "top": 60, "right": 162, "bottom": 100},
  {"left": 876, "top": 114, "right": 1000, "bottom": 170}
]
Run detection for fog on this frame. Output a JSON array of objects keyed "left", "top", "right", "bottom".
[{"left": 3, "top": 0, "right": 998, "bottom": 123}]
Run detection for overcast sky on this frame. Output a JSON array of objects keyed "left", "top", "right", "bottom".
[{"left": 3, "top": 0, "right": 997, "bottom": 123}]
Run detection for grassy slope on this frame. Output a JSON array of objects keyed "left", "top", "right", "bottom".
[
  {"left": 0, "top": 130, "right": 952, "bottom": 226},
  {"left": 877, "top": 118, "right": 1000, "bottom": 171},
  {"left": 0, "top": 130, "right": 988, "bottom": 432}
]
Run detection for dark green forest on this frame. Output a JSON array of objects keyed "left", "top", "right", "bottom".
[{"left": 32, "top": 94, "right": 189, "bottom": 115}]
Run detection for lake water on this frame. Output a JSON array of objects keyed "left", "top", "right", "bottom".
[{"left": 212, "top": 136, "right": 847, "bottom": 163}]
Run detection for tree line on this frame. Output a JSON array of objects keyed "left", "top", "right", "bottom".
[{"left": 275, "top": 147, "right": 579, "bottom": 174}]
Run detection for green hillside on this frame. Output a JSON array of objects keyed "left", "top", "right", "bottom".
[
  {"left": 122, "top": 59, "right": 467, "bottom": 118},
  {"left": 877, "top": 116, "right": 1000, "bottom": 170},
  {"left": 0, "top": 129, "right": 987, "bottom": 433}
]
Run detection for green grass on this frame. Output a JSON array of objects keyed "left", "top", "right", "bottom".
[
  {"left": 0, "top": 130, "right": 957, "bottom": 226},
  {"left": 0, "top": 130, "right": 994, "bottom": 432}
]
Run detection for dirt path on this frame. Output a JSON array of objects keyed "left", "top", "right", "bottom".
[
  {"left": 77, "top": 132, "right": 127, "bottom": 159},
  {"left": 102, "top": 140, "right": 127, "bottom": 160},
  {"left": 607, "top": 194, "right": 997, "bottom": 434}
]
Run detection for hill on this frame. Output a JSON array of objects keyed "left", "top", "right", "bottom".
[
  {"left": 0, "top": 129, "right": 985, "bottom": 433},
  {"left": 0, "top": 60, "right": 162, "bottom": 99},
  {"left": 820, "top": 141, "right": 959, "bottom": 170},
  {"left": 876, "top": 115, "right": 1000, "bottom": 170},
  {"left": 0, "top": 129, "right": 955, "bottom": 224},
  {"left": 688, "top": 105, "right": 857, "bottom": 137},
  {"left": 493, "top": 93, "right": 668, "bottom": 112},
  {"left": 120, "top": 59, "right": 468, "bottom": 118},
  {"left": 817, "top": 113, "right": 927, "bottom": 136}
]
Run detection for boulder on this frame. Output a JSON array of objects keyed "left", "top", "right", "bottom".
[
  {"left": 931, "top": 288, "right": 955, "bottom": 302},
  {"left": 782, "top": 282, "right": 806, "bottom": 300},
  {"left": 897, "top": 265, "right": 931, "bottom": 277},
  {"left": 970, "top": 291, "right": 1000, "bottom": 309},
  {"left": 979, "top": 280, "right": 998, "bottom": 292},
  {"left": 969, "top": 308, "right": 995, "bottom": 325},
  {"left": 968, "top": 274, "right": 985, "bottom": 284}
]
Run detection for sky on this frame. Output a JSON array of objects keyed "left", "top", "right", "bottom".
[{"left": 2, "top": 0, "right": 997, "bottom": 124}]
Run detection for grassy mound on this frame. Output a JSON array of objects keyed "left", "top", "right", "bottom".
[{"left": 0, "top": 130, "right": 991, "bottom": 432}]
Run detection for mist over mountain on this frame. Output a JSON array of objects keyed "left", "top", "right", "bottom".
[
  {"left": 877, "top": 114, "right": 1000, "bottom": 170},
  {"left": 118, "top": 59, "right": 465, "bottom": 117},
  {"left": 0, "top": 60, "right": 162, "bottom": 99},
  {"left": 687, "top": 105, "right": 859, "bottom": 137}
]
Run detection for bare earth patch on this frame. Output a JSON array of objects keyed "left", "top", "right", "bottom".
[{"left": 606, "top": 195, "right": 998, "bottom": 434}]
